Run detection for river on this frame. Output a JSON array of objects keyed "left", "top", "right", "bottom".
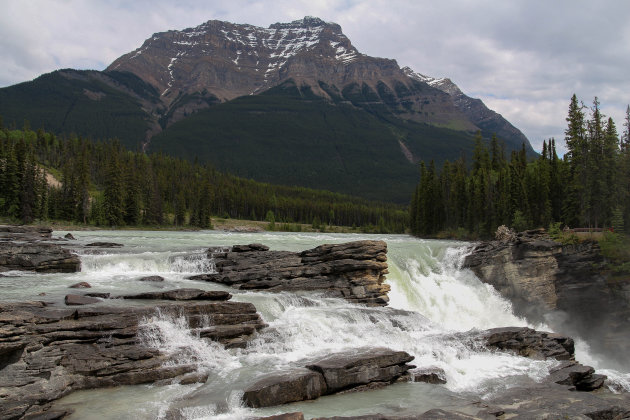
[{"left": 2, "top": 230, "right": 628, "bottom": 418}]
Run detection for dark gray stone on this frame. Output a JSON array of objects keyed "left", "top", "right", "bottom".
[
  {"left": 243, "top": 369, "right": 327, "bottom": 408},
  {"left": 0, "top": 299, "right": 265, "bottom": 419},
  {"left": 64, "top": 294, "right": 101, "bottom": 305},
  {"left": 85, "top": 242, "right": 123, "bottom": 247},
  {"left": 196, "top": 240, "right": 390, "bottom": 306},
  {"left": 68, "top": 282, "right": 91, "bottom": 289},
  {"left": 138, "top": 275, "right": 164, "bottom": 282},
  {"left": 120, "top": 288, "right": 231, "bottom": 301}
]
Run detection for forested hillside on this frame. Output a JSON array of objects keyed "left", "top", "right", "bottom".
[
  {"left": 0, "top": 122, "right": 408, "bottom": 232},
  {"left": 410, "top": 96, "right": 630, "bottom": 238}
]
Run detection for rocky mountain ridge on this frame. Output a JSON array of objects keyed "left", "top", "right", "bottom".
[{"left": 105, "top": 16, "right": 531, "bottom": 150}]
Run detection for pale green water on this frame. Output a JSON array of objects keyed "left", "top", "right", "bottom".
[{"left": 2, "top": 230, "right": 626, "bottom": 418}]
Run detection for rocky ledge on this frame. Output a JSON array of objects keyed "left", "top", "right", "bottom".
[
  {"left": 0, "top": 226, "right": 80, "bottom": 273},
  {"left": 189, "top": 241, "right": 391, "bottom": 306},
  {"left": 243, "top": 348, "right": 415, "bottom": 408},
  {"left": 463, "top": 228, "right": 630, "bottom": 368},
  {"left": 0, "top": 293, "right": 265, "bottom": 420}
]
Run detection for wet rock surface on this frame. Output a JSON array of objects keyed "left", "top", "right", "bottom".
[
  {"left": 192, "top": 240, "right": 391, "bottom": 306},
  {"left": 243, "top": 348, "right": 415, "bottom": 408},
  {"left": 0, "top": 297, "right": 265, "bottom": 419}
]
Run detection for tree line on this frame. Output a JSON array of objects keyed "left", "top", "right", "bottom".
[
  {"left": 410, "top": 95, "right": 630, "bottom": 238},
  {"left": 0, "top": 123, "right": 408, "bottom": 232}
]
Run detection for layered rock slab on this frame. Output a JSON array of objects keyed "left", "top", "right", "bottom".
[
  {"left": 243, "top": 348, "right": 414, "bottom": 408},
  {"left": 192, "top": 240, "right": 390, "bottom": 306},
  {"left": 0, "top": 225, "right": 80, "bottom": 273},
  {"left": 0, "top": 297, "right": 265, "bottom": 419}
]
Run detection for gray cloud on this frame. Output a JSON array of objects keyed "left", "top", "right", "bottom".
[{"left": 1, "top": 0, "right": 628, "bottom": 154}]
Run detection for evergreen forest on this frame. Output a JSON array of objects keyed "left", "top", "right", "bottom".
[
  {"left": 410, "top": 95, "right": 630, "bottom": 238},
  {"left": 0, "top": 120, "right": 408, "bottom": 232}
]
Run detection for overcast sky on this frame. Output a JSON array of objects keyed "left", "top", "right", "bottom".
[{"left": 1, "top": 0, "right": 629, "bottom": 153}]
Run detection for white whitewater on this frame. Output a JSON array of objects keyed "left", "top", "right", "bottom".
[{"left": 24, "top": 230, "right": 626, "bottom": 419}]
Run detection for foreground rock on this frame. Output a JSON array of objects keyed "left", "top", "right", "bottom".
[
  {"left": 243, "top": 348, "right": 414, "bottom": 408},
  {"left": 463, "top": 228, "right": 630, "bottom": 368},
  {"left": 0, "top": 298, "right": 265, "bottom": 419},
  {"left": 191, "top": 241, "right": 390, "bottom": 306},
  {"left": 0, "top": 225, "right": 53, "bottom": 241}
]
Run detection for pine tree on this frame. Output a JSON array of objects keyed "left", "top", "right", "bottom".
[
  {"left": 103, "top": 148, "right": 125, "bottom": 227},
  {"left": 563, "top": 94, "right": 588, "bottom": 227}
]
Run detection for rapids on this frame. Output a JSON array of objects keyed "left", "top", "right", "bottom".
[{"left": 2, "top": 230, "right": 627, "bottom": 418}]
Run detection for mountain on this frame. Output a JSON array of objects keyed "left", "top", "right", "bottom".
[{"left": 0, "top": 16, "right": 535, "bottom": 203}]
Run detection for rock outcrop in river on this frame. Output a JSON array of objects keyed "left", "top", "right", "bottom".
[
  {"left": 0, "top": 295, "right": 265, "bottom": 419},
  {"left": 243, "top": 348, "right": 415, "bottom": 407},
  {"left": 190, "top": 241, "right": 391, "bottom": 306},
  {"left": 0, "top": 226, "right": 80, "bottom": 273},
  {"left": 463, "top": 228, "right": 630, "bottom": 369}
]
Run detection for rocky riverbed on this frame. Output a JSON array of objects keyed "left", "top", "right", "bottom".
[{"left": 1, "top": 226, "right": 629, "bottom": 419}]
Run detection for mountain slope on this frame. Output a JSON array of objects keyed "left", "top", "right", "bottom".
[
  {"left": 403, "top": 67, "right": 532, "bottom": 153},
  {"left": 0, "top": 16, "right": 536, "bottom": 203},
  {"left": 149, "top": 80, "right": 477, "bottom": 203},
  {"left": 0, "top": 70, "right": 159, "bottom": 148}
]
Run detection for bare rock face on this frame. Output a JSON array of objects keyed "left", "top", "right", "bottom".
[
  {"left": 243, "top": 348, "right": 414, "bottom": 408},
  {"left": 0, "top": 243, "right": 80, "bottom": 273},
  {"left": 192, "top": 240, "right": 390, "bottom": 306},
  {"left": 0, "top": 298, "right": 265, "bottom": 419},
  {"left": 463, "top": 229, "right": 630, "bottom": 369},
  {"left": 105, "top": 17, "right": 498, "bottom": 135}
]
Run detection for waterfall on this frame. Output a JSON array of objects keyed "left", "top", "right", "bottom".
[{"left": 42, "top": 231, "right": 629, "bottom": 419}]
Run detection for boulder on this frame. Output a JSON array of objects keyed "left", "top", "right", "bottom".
[
  {"left": 69, "top": 281, "right": 91, "bottom": 288},
  {"left": 243, "top": 369, "right": 327, "bottom": 408},
  {"left": 85, "top": 242, "right": 124, "bottom": 247},
  {"left": 410, "top": 366, "right": 447, "bottom": 384},
  {"left": 0, "top": 225, "right": 52, "bottom": 241},
  {"left": 482, "top": 327, "right": 574, "bottom": 360},
  {"left": 243, "top": 348, "right": 415, "bottom": 408},
  {"left": 306, "top": 348, "right": 415, "bottom": 393},
  {"left": 192, "top": 241, "right": 391, "bottom": 306},
  {"left": 64, "top": 233, "right": 76, "bottom": 240},
  {"left": 0, "top": 298, "right": 265, "bottom": 419},
  {"left": 138, "top": 275, "right": 164, "bottom": 282}
]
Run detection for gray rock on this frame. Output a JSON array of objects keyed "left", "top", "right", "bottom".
[
  {"left": 120, "top": 288, "right": 231, "bottom": 301},
  {"left": 463, "top": 230, "right": 630, "bottom": 370},
  {"left": 0, "top": 242, "right": 80, "bottom": 273},
  {"left": 68, "top": 281, "right": 91, "bottom": 288},
  {"left": 243, "top": 368, "right": 327, "bottom": 408},
  {"left": 138, "top": 275, "right": 164, "bottom": 282},
  {"left": 306, "top": 348, "right": 414, "bottom": 393},
  {"left": 410, "top": 366, "right": 447, "bottom": 384},
  {"left": 85, "top": 242, "right": 123, "bottom": 247},
  {"left": 482, "top": 327, "right": 574, "bottom": 360},
  {"left": 195, "top": 240, "right": 390, "bottom": 306},
  {"left": 64, "top": 294, "right": 101, "bottom": 305},
  {"left": 64, "top": 233, "right": 76, "bottom": 240},
  {"left": 0, "top": 299, "right": 265, "bottom": 419}
]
